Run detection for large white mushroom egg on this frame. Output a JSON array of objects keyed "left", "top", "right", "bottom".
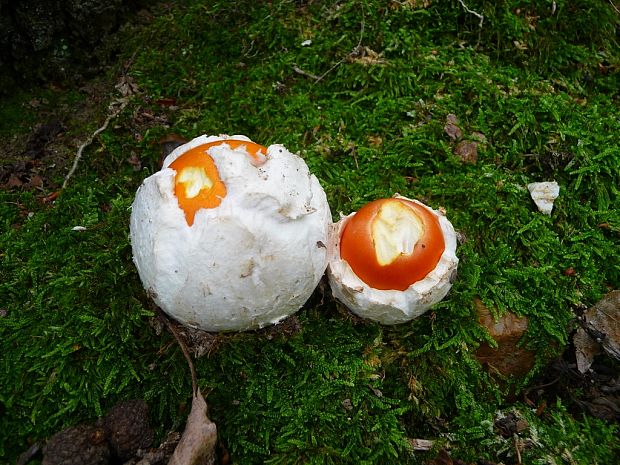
[
  {"left": 328, "top": 195, "right": 458, "bottom": 324},
  {"left": 130, "top": 135, "right": 331, "bottom": 331}
]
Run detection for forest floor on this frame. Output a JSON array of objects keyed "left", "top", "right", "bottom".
[{"left": 1, "top": 1, "right": 619, "bottom": 464}]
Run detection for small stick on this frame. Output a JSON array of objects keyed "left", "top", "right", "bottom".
[
  {"left": 409, "top": 438, "right": 434, "bottom": 451},
  {"left": 293, "top": 18, "right": 366, "bottom": 84},
  {"left": 155, "top": 306, "right": 198, "bottom": 397},
  {"left": 514, "top": 435, "right": 522, "bottom": 465},
  {"left": 315, "top": 19, "right": 365, "bottom": 84},
  {"left": 62, "top": 98, "right": 129, "bottom": 189},
  {"left": 293, "top": 65, "right": 320, "bottom": 81},
  {"left": 458, "top": 0, "right": 484, "bottom": 28}
]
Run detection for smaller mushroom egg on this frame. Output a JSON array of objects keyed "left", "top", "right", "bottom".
[{"left": 328, "top": 195, "right": 458, "bottom": 324}]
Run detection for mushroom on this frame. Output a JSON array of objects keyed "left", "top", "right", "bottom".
[
  {"left": 130, "top": 135, "right": 331, "bottom": 331},
  {"left": 328, "top": 195, "right": 458, "bottom": 324}
]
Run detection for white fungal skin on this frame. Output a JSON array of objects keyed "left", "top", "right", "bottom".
[
  {"left": 327, "top": 196, "right": 459, "bottom": 325},
  {"left": 130, "top": 135, "right": 331, "bottom": 331},
  {"left": 527, "top": 181, "right": 560, "bottom": 215}
]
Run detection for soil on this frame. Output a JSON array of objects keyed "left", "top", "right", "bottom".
[
  {"left": 0, "top": 77, "right": 114, "bottom": 195},
  {"left": 522, "top": 340, "right": 620, "bottom": 425}
]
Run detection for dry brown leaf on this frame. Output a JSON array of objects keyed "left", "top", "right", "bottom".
[
  {"left": 408, "top": 438, "right": 434, "bottom": 451},
  {"left": 28, "top": 174, "right": 44, "bottom": 188},
  {"left": 168, "top": 390, "right": 217, "bottom": 465},
  {"left": 367, "top": 135, "right": 383, "bottom": 148},
  {"left": 574, "top": 327, "right": 602, "bottom": 373},
  {"left": 444, "top": 114, "right": 462, "bottom": 140},
  {"left": 348, "top": 46, "right": 387, "bottom": 66},
  {"left": 115, "top": 75, "right": 140, "bottom": 97},
  {"left": 574, "top": 290, "right": 620, "bottom": 373},
  {"left": 5, "top": 174, "right": 23, "bottom": 188},
  {"left": 454, "top": 140, "right": 478, "bottom": 164},
  {"left": 475, "top": 298, "right": 535, "bottom": 377}
]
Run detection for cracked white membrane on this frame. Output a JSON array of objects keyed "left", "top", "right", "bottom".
[
  {"left": 328, "top": 196, "right": 458, "bottom": 325},
  {"left": 130, "top": 135, "right": 331, "bottom": 331}
]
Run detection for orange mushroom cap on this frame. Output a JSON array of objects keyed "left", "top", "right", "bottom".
[
  {"left": 339, "top": 197, "right": 445, "bottom": 291},
  {"left": 169, "top": 139, "right": 267, "bottom": 226}
]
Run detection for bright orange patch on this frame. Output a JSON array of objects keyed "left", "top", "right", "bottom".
[
  {"left": 340, "top": 198, "right": 445, "bottom": 291},
  {"left": 169, "top": 139, "right": 267, "bottom": 226}
]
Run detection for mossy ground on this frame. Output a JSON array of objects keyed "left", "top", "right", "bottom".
[{"left": 1, "top": 1, "right": 619, "bottom": 464}]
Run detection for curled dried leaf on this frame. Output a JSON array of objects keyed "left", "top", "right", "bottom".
[{"left": 168, "top": 390, "right": 217, "bottom": 465}]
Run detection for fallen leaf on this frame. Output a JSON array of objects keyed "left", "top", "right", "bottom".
[
  {"left": 168, "top": 390, "right": 217, "bottom": 465},
  {"left": 23, "top": 120, "right": 64, "bottom": 159},
  {"left": 42, "top": 191, "right": 60, "bottom": 203},
  {"left": 27, "top": 174, "right": 44, "bottom": 188},
  {"left": 5, "top": 174, "right": 23, "bottom": 188},
  {"left": 127, "top": 153, "right": 142, "bottom": 171},
  {"left": 368, "top": 385, "right": 383, "bottom": 397},
  {"left": 574, "top": 328, "right": 601, "bottom": 373},
  {"left": 582, "top": 396, "right": 620, "bottom": 422},
  {"left": 348, "top": 46, "right": 387, "bottom": 66},
  {"left": 367, "top": 135, "right": 383, "bottom": 147},
  {"left": 444, "top": 114, "right": 462, "bottom": 140},
  {"left": 475, "top": 298, "right": 535, "bottom": 377},
  {"left": 494, "top": 411, "right": 529, "bottom": 438},
  {"left": 454, "top": 140, "right": 478, "bottom": 164},
  {"left": 115, "top": 75, "right": 140, "bottom": 97},
  {"left": 574, "top": 290, "right": 620, "bottom": 373},
  {"left": 159, "top": 134, "right": 188, "bottom": 167},
  {"left": 156, "top": 97, "right": 177, "bottom": 106}
]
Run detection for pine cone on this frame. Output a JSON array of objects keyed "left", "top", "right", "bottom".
[
  {"left": 42, "top": 424, "right": 109, "bottom": 465},
  {"left": 103, "top": 399, "right": 154, "bottom": 461}
]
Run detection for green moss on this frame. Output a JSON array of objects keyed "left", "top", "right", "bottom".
[{"left": 1, "top": 0, "right": 619, "bottom": 464}]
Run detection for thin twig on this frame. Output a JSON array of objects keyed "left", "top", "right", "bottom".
[
  {"left": 315, "top": 18, "right": 365, "bottom": 84},
  {"left": 458, "top": 0, "right": 484, "bottom": 28},
  {"left": 293, "top": 65, "right": 320, "bottom": 80},
  {"left": 514, "top": 436, "right": 522, "bottom": 465},
  {"left": 409, "top": 438, "right": 434, "bottom": 451},
  {"left": 293, "top": 17, "right": 365, "bottom": 84},
  {"left": 156, "top": 306, "right": 198, "bottom": 397},
  {"left": 62, "top": 97, "right": 129, "bottom": 188}
]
